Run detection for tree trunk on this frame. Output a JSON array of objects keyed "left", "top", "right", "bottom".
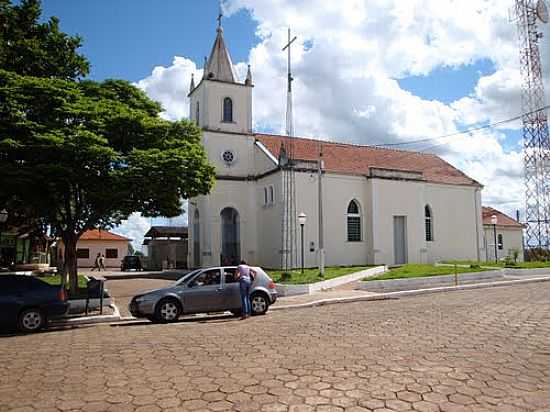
[{"left": 62, "top": 232, "right": 79, "bottom": 294}]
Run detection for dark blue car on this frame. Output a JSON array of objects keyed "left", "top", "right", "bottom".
[{"left": 0, "top": 275, "right": 69, "bottom": 333}]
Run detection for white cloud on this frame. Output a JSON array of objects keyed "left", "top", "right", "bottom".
[
  {"left": 115, "top": 213, "right": 151, "bottom": 252},
  {"left": 132, "top": 0, "right": 550, "bottom": 221}
]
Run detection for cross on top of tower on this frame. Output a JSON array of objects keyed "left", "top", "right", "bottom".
[{"left": 217, "top": 2, "right": 223, "bottom": 30}]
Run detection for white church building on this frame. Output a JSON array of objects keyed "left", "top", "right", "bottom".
[{"left": 187, "top": 24, "right": 486, "bottom": 269}]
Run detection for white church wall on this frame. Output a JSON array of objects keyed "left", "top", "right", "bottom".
[
  {"left": 370, "top": 178, "right": 426, "bottom": 265},
  {"left": 256, "top": 172, "right": 283, "bottom": 268},
  {"left": 294, "top": 172, "right": 371, "bottom": 268},
  {"left": 424, "top": 184, "right": 481, "bottom": 263},
  {"left": 203, "top": 131, "right": 255, "bottom": 177},
  {"left": 202, "top": 81, "right": 252, "bottom": 134},
  {"left": 199, "top": 179, "right": 259, "bottom": 267}
]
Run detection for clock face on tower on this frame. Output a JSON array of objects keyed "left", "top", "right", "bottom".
[{"left": 221, "top": 149, "right": 236, "bottom": 166}]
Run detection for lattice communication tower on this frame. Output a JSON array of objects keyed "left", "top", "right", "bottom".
[{"left": 512, "top": 0, "right": 550, "bottom": 250}]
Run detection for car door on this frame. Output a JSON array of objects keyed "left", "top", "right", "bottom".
[
  {"left": 221, "top": 267, "right": 241, "bottom": 310},
  {"left": 182, "top": 268, "right": 224, "bottom": 314},
  {"left": 0, "top": 276, "right": 28, "bottom": 325}
]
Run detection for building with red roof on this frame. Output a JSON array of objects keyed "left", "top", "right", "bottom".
[
  {"left": 482, "top": 207, "right": 524, "bottom": 262},
  {"left": 185, "top": 24, "right": 490, "bottom": 269},
  {"left": 57, "top": 229, "right": 131, "bottom": 269}
]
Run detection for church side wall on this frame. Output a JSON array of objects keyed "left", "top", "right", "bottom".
[
  {"left": 294, "top": 172, "right": 372, "bottom": 268},
  {"left": 370, "top": 179, "right": 426, "bottom": 265},
  {"left": 424, "top": 184, "right": 481, "bottom": 263},
  {"left": 256, "top": 172, "right": 283, "bottom": 269}
]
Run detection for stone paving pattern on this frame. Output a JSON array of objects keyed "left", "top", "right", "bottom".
[{"left": 1, "top": 283, "right": 550, "bottom": 412}]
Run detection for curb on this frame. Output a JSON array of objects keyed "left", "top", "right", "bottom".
[
  {"left": 271, "top": 276, "right": 550, "bottom": 312},
  {"left": 50, "top": 304, "right": 122, "bottom": 327}
]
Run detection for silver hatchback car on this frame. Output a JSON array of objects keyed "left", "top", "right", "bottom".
[{"left": 129, "top": 266, "right": 278, "bottom": 322}]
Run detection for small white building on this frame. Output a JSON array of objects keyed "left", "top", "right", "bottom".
[
  {"left": 188, "top": 23, "right": 487, "bottom": 269},
  {"left": 57, "top": 229, "right": 131, "bottom": 268},
  {"left": 482, "top": 207, "right": 524, "bottom": 262}
]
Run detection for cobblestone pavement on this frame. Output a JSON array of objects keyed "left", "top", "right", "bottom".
[{"left": 1, "top": 283, "right": 550, "bottom": 412}]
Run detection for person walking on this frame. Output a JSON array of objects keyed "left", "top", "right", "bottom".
[
  {"left": 236, "top": 260, "right": 256, "bottom": 320},
  {"left": 91, "top": 253, "right": 101, "bottom": 271},
  {"left": 99, "top": 254, "right": 106, "bottom": 271}
]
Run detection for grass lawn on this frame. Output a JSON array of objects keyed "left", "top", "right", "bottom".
[
  {"left": 365, "top": 264, "right": 494, "bottom": 281},
  {"left": 267, "top": 266, "right": 372, "bottom": 284},
  {"left": 40, "top": 274, "right": 89, "bottom": 289},
  {"left": 442, "top": 260, "right": 550, "bottom": 269}
]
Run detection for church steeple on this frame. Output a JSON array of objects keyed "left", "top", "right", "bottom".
[{"left": 204, "top": 13, "right": 239, "bottom": 83}]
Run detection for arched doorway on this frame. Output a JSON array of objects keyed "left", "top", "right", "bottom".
[
  {"left": 193, "top": 210, "right": 201, "bottom": 268},
  {"left": 220, "top": 207, "right": 240, "bottom": 265}
]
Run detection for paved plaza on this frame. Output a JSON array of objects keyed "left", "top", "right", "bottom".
[{"left": 1, "top": 283, "right": 550, "bottom": 412}]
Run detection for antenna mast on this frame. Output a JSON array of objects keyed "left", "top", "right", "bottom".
[
  {"left": 512, "top": 0, "right": 550, "bottom": 251},
  {"left": 281, "top": 28, "right": 298, "bottom": 272}
]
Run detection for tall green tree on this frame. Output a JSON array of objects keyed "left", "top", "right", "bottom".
[
  {"left": 0, "top": 70, "right": 215, "bottom": 291},
  {"left": 0, "top": 0, "right": 89, "bottom": 79}
]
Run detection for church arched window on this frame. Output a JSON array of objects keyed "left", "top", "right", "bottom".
[
  {"left": 347, "top": 200, "right": 361, "bottom": 242},
  {"left": 196, "top": 102, "right": 200, "bottom": 123},
  {"left": 223, "top": 97, "right": 233, "bottom": 122},
  {"left": 425, "top": 205, "right": 433, "bottom": 242}
]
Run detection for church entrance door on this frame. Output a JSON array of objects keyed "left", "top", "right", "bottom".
[
  {"left": 393, "top": 216, "right": 408, "bottom": 265},
  {"left": 220, "top": 207, "right": 240, "bottom": 266}
]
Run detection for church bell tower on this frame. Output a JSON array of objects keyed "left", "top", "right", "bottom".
[{"left": 188, "top": 18, "right": 253, "bottom": 134}]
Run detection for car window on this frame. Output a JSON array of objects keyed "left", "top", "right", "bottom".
[
  {"left": 189, "top": 269, "right": 221, "bottom": 287},
  {"left": 173, "top": 269, "right": 201, "bottom": 286},
  {"left": 224, "top": 268, "right": 238, "bottom": 284}
]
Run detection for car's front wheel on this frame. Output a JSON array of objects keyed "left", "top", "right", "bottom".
[
  {"left": 18, "top": 308, "right": 45, "bottom": 333},
  {"left": 154, "top": 298, "right": 182, "bottom": 323},
  {"left": 250, "top": 293, "right": 269, "bottom": 316}
]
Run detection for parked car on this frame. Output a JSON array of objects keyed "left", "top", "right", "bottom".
[
  {"left": 121, "top": 255, "right": 143, "bottom": 271},
  {"left": 129, "top": 266, "right": 277, "bottom": 322},
  {"left": 0, "top": 275, "right": 69, "bottom": 333}
]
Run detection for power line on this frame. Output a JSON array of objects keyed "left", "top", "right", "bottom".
[{"left": 373, "top": 104, "right": 550, "bottom": 148}]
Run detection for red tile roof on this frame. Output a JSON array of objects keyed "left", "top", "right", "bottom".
[
  {"left": 80, "top": 229, "right": 131, "bottom": 241},
  {"left": 255, "top": 134, "right": 481, "bottom": 187},
  {"left": 482, "top": 207, "right": 524, "bottom": 228}
]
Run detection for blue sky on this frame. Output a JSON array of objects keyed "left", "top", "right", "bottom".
[{"left": 39, "top": 0, "right": 258, "bottom": 82}]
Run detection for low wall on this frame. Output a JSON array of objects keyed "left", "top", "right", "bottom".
[
  {"left": 504, "top": 267, "right": 550, "bottom": 277},
  {"left": 276, "top": 266, "right": 387, "bottom": 297},
  {"left": 359, "top": 270, "right": 502, "bottom": 292}
]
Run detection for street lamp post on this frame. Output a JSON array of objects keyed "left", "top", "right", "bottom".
[
  {"left": 298, "top": 212, "right": 307, "bottom": 274},
  {"left": 0, "top": 209, "right": 8, "bottom": 268},
  {"left": 491, "top": 214, "right": 498, "bottom": 263}
]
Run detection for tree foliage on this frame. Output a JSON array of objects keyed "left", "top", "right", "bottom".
[
  {"left": 0, "top": 0, "right": 89, "bottom": 79},
  {"left": 0, "top": 70, "right": 215, "bottom": 289}
]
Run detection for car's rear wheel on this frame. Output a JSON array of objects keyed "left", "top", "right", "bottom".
[
  {"left": 250, "top": 293, "right": 269, "bottom": 316},
  {"left": 18, "top": 308, "right": 45, "bottom": 333},
  {"left": 154, "top": 298, "right": 181, "bottom": 323}
]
